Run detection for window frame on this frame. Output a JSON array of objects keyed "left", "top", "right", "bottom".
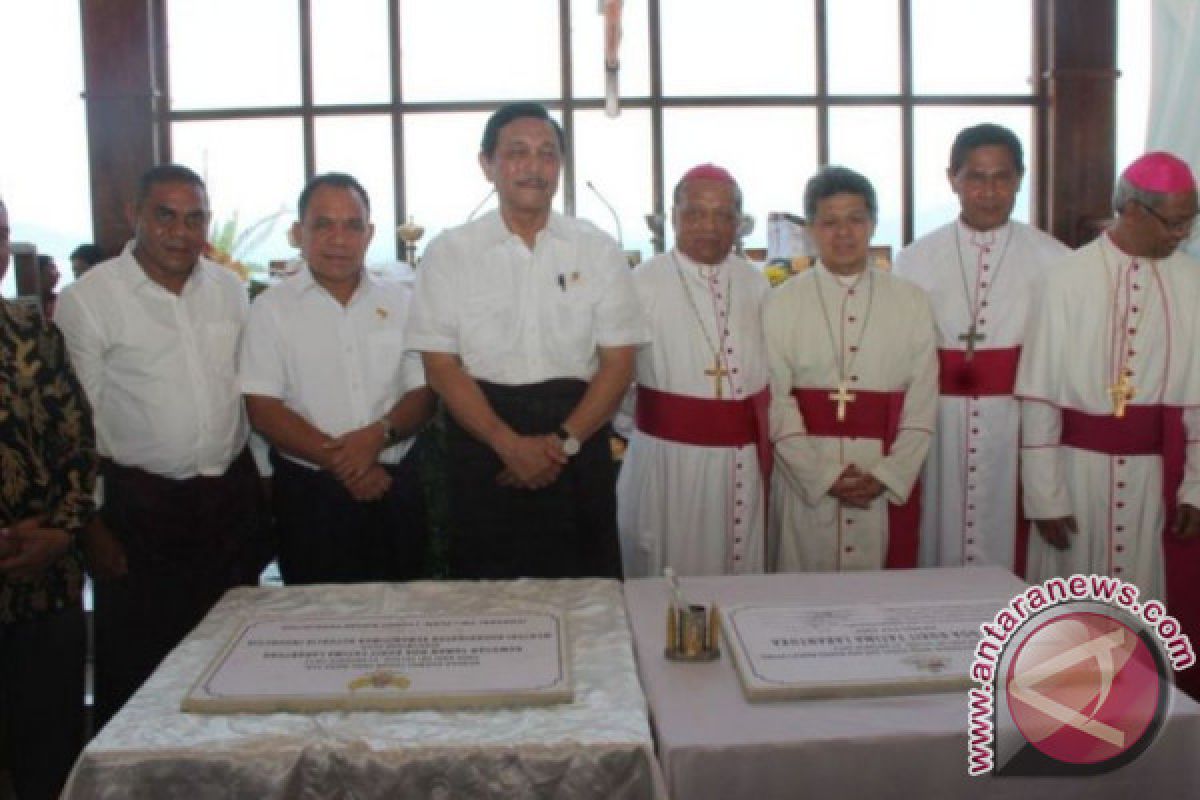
[{"left": 153, "top": 0, "right": 1048, "bottom": 256}]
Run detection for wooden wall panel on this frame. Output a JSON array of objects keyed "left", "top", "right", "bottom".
[{"left": 80, "top": 0, "right": 161, "bottom": 255}]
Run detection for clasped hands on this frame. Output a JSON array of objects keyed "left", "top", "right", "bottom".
[
  {"left": 0, "top": 515, "right": 72, "bottom": 580},
  {"left": 496, "top": 434, "right": 568, "bottom": 490},
  {"left": 322, "top": 424, "right": 392, "bottom": 502},
  {"left": 829, "top": 464, "right": 885, "bottom": 509}
]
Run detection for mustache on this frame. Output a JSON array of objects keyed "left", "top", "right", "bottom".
[{"left": 516, "top": 177, "right": 549, "bottom": 189}]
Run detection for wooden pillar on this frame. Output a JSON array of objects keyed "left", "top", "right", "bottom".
[
  {"left": 1042, "top": 0, "right": 1118, "bottom": 247},
  {"left": 80, "top": 0, "right": 162, "bottom": 255}
]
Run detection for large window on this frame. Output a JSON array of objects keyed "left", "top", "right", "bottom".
[
  {"left": 0, "top": 3, "right": 93, "bottom": 297},
  {"left": 160, "top": 0, "right": 1045, "bottom": 267}
]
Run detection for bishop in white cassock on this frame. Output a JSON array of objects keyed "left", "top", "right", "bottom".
[
  {"left": 895, "top": 124, "right": 1069, "bottom": 574},
  {"left": 618, "top": 164, "right": 771, "bottom": 577},
  {"left": 767, "top": 166, "right": 938, "bottom": 572},
  {"left": 1016, "top": 152, "right": 1200, "bottom": 694}
]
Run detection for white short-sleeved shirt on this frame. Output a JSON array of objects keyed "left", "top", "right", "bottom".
[
  {"left": 55, "top": 242, "right": 249, "bottom": 480},
  {"left": 404, "top": 211, "right": 649, "bottom": 384},
  {"left": 239, "top": 264, "right": 426, "bottom": 469}
]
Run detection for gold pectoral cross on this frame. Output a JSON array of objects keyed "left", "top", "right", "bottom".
[
  {"left": 705, "top": 355, "right": 730, "bottom": 399},
  {"left": 1109, "top": 371, "right": 1136, "bottom": 418},
  {"left": 958, "top": 324, "right": 986, "bottom": 361},
  {"left": 829, "top": 381, "right": 856, "bottom": 422}
]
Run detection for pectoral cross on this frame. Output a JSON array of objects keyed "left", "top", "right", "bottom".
[
  {"left": 705, "top": 355, "right": 730, "bottom": 399},
  {"left": 829, "top": 381, "right": 856, "bottom": 422},
  {"left": 1109, "top": 372, "right": 1136, "bottom": 418},
  {"left": 958, "top": 324, "right": 986, "bottom": 361}
]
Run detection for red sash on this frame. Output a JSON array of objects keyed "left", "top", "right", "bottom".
[
  {"left": 1059, "top": 404, "right": 1200, "bottom": 698},
  {"left": 937, "top": 347, "right": 1021, "bottom": 397},
  {"left": 937, "top": 347, "right": 1028, "bottom": 574},
  {"left": 790, "top": 388, "right": 920, "bottom": 568},
  {"left": 635, "top": 385, "right": 772, "bottom": 482}
]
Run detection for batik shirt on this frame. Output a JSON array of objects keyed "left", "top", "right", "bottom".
[{"left": 0, "top": 300, "right": 97, "bottom": 623}]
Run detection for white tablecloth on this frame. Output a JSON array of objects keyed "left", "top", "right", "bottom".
[
  {"left": 624, "top": 567, "right": 1200, "bottom": 800},
  {"left": 66, "top": 579, "right": 665, "bottom": 799}
]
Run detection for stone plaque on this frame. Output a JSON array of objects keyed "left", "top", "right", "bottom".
[
  {"left": 182, "top": 612, "right": 572, "bottom": 713},
  {"left": 721, "top": 599, "right": 1006, "bottom": 700}
]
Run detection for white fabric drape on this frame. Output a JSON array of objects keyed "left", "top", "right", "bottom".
[{"left": 1149, "top": 0, "right": 1200, "bottom": 257}]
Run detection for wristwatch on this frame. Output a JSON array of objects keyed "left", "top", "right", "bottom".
[
  {"left": 556, "top": 426, "right": 582, "bottom": 457},
  {"left": 378, "top": 417, "right": 401, "bottom": 448}
]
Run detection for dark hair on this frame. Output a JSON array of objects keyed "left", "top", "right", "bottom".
[
  {"left": 949, "top": 123, "right": 1025, "bottom": 174},
  {"left": 480, "top": 102, "right": 566, "bottom": 159},
  {"left": 297, "top": 172, "right": 371, "bottom": 220},
  {"left": 37, "top": 254, "right": 55, "bottom": 269},
  {"left": 803, "top": 165, "right": 878, "bottom": 222},
  {"left": 70, "top": 243, "right": 105, "bottom": 266},
  {"left": 136, "top": 164, "right": 207, "bottom": 207}
]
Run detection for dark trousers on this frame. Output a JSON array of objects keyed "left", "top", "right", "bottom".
[
  {"left": 272, "top": 448, "right": 428, "bottom": 585},
  {"left": 93, "top": 450, "right": 268, "bottom": 731},
  {"left": 0, "top": 606, "right": 86, "bottom": 800},
  {"left": 446, "top": 379, "right": 622, "bottom": 580}
]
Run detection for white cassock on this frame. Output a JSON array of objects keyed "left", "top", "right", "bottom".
[
  {"left": 617, "top": 249, "right": 770, "bottom": 577},
  {"left": 895, "top": 220, "right": 1069, "bottom": 571},
  {"left": 765, "top": 264, "right": 938, "bottom": 572},
  {"left": 1016, "top": 232, "right": 1200, "bottom": 599}
]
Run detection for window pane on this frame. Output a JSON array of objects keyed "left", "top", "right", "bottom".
[
  {"left": 1116, "top": 0, "right": 1151, "bottom": 173},
  {"left": 573, "top": 110, "right": 653, "bottom": 258},
  {"left": 167, "top": 0, "right": 301, "bottom": 110},
  {"left": 911, "top": 0, "right": 1033, "bottom": 95},
  {"left": 663, "top": 108, "right": 818, "bottom": 251},
  {"left": 311, "top": 0, "right": 390, "bottom": 105},
  {"left": 571, "top": 0, "right": 650, "bottom": 99},
  {"left": 402, "top": 113, "right": 495, "bottom": 249},
  {"left": 0, "top": 1, "right": 92, "bottom": 297},
  {"left": 314, "top": 116, "right": 397, "bottom": 264},
  {"left": 828, "top": 0, "right": 900, "bottom": 95},
  {"left": 912, "top": 107, "right": 1033, "bottom": 240},
  {"left": 401, "top": 1, "right": 560, "bottom": 102},
  {"left": 829, "top": 107, "right": 903, "bottom": 254},
  {"left": 661, "top": 0, "right": 816, "bottom": 96},
  {"left": 172, "top": 119, "right": 304, "bottom": 270}
]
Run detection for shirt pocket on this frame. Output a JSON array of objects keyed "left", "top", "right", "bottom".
[{"left": 549, "top": 278, "right": 597, "bottom": 360}]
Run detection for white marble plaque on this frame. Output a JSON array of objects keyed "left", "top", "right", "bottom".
[
  {"left": 721, "top": 599, "right": 1007, "bottom": 700},
  {"left": 182, "top": 612, "right": 572, "bottom": 713}
]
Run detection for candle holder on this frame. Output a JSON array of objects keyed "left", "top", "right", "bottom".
[
  {"left": 665, "top": 602, "right": 720, "bottom": 662},
  {"left": 397, "top": 216, "right": 425, "bottom": 266}
]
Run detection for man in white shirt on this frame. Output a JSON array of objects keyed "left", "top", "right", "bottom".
[
  {"left": 241, "top": 173, "right": 433, "bottom": 584},
  {"left": 406, "top": 102, "right": 649, "bottom": 579},
  {"left": 56, "top": 165, "right": 269, "bottom": 728},
  {"left": 617, "top": 164, "right": 771, "bottom": 577},
  {"left": 895, "top": 123, "right": 1068, "bottom": 574},
  {"left": 766, "top": 166, "right": 938, "bottom": 572}
]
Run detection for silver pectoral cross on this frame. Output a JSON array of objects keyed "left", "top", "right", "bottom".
[{"left": 958, "top": 324, "right": 986, "bottom": 360}]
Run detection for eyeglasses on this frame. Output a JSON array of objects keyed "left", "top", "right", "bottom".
[{"left": 1134, "top": 200, "right": 1197, "bottom": 237}]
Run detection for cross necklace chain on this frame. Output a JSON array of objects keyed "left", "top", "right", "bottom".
[
  {"left": 953, "top": 224, "right": 1013, "bottom": 361},
  {"left": 1101, "top": 246, "right": 1152, "bottom": 418},
  {"left": 673, "top": 253, "right": 734, "bottom": 399},
  {"left": 813, "top": 266, "right": 875, "bottom": 422}
]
